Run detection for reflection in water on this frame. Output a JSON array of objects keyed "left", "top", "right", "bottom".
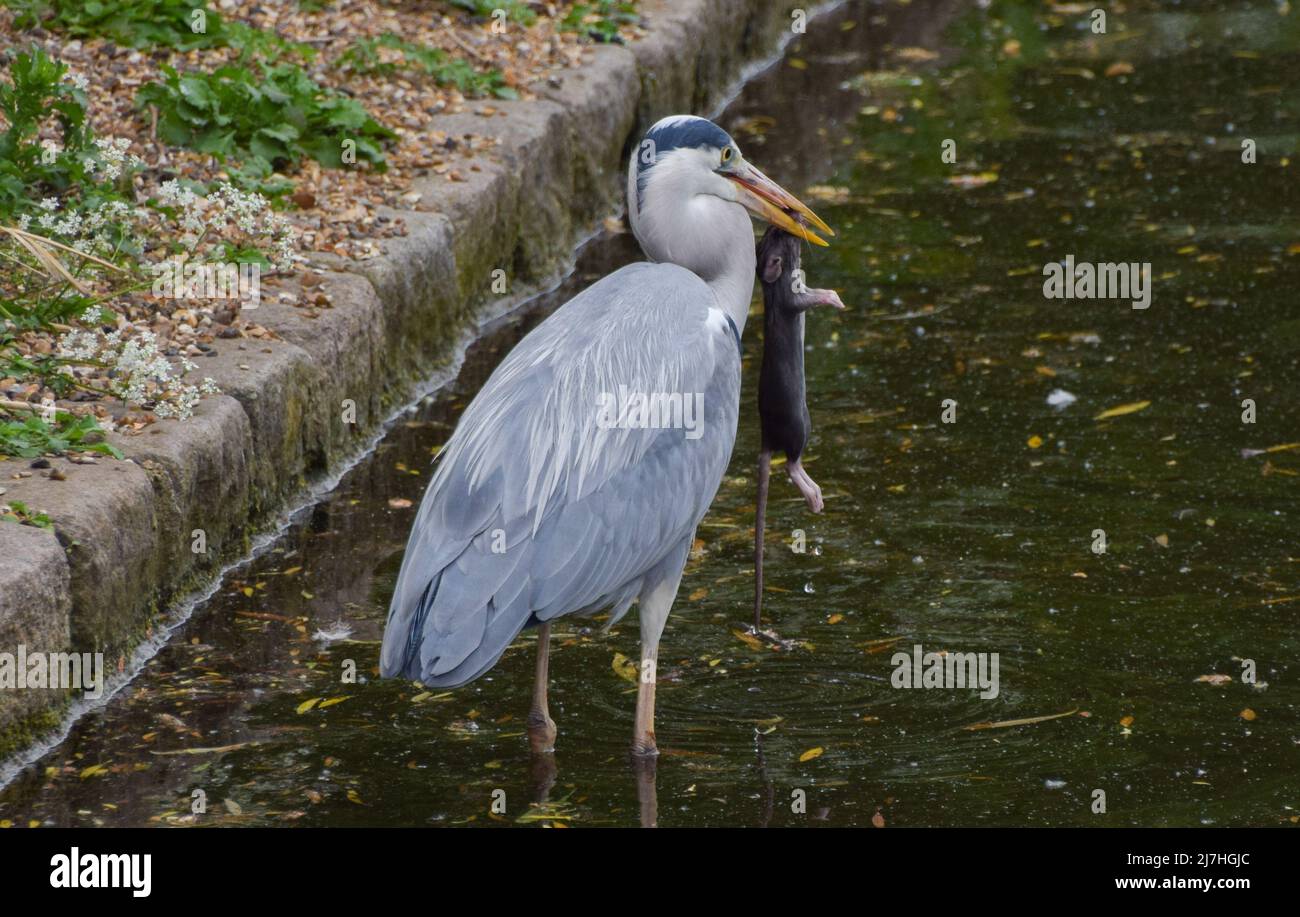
[
  {"left": 633, "top": 758, "right": 658, "bottom": 829},
  {"left": 1, "top": 0, "right": 1297, "bottom": 827}
]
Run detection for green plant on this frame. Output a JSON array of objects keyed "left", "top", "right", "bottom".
[
  {"left": 339, "top": 33, "right": 517, "bottom": 100},
  {"left": 0, "top": 499, "right": 54, "bottom": 528},
  {"left": 136, "top": 62, "right": 394, "bottom": 172},
  {"left": 1, "top": 0, "right": 313, "bottom": 59},
  {"left": 0, "top": 47, "right": 144, "bottom": 335},
  {"left": 2, "top": 47, "right": 95, "bottom": 220},
  {"left": 0, "top": 410, "right": 122, "bottom": 459},
  {"left": 560, "top": 0, "right": 639, "bottom": 43}
]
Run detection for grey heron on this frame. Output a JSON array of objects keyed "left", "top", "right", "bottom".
[{"left": 380, "top": 114, "right": 832, "bottom": 756}]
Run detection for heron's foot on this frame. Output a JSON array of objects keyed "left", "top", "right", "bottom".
[
  {"left": 526, "top": 709, "right": 557, "bottom": 754},
  {"left": 630, "top": 733, "right": 659, "bottom": 758},
  {"left": 789, "top": 462, "right": 824, "bottom": 514}
]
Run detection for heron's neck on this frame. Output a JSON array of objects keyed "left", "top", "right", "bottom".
[
  {"left": 633, "top": 192, "right": 757, "bottom": 337},
  {"left": 701, "top": 205, "right": 758, "bottom": 337}
]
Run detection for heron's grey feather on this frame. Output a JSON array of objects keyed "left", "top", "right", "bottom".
[{"left": 381, "top": 261, "right": 741, "bottom": 686}]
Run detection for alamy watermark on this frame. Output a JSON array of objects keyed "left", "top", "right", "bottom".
[
  {"left": 50, "top": 847, "right": 151, "bottom": 897},
  {"left": 0, "top": 645, "right": 104, "bottom": 699},
  {"left": 891, "top": 644, "right": 999, "bottom": 699},
  {"left": 1043, "top": 255, "right": 1151, "bottom": 310},
  {"left": 150, "top": 258, "right": 261, "bottom": 309},
  {"left": 595, "top": 386, "right": 705, "bottom": 440}
]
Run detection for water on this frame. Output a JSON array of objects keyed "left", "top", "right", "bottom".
[{"left": 2, "top": 0, "right": 1297, "bottom": 827}]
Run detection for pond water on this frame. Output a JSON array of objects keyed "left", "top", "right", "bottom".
[{"left": 2, "top": 0, "right": 1296, "bottom": 827}]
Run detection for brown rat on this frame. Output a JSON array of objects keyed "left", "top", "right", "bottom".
[{"left": 753, "top": 225, "right": 844, "bottom": 628}]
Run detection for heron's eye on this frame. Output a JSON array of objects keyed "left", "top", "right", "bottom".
[{"left": 720, "top": 147, "right": 733, "bottom": 165}]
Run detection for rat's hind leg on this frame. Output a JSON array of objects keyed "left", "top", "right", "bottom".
[{"left": 788, "top": 460, "right": 823, "bottom": 513}]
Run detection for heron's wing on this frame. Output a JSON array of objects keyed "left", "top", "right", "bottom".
[{"left": 381, "top": 261, "right": 742, "bottom": 686}]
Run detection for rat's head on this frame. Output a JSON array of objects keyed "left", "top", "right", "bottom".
[
  {"left": 757, "top": 226, "right": 803, "bottom": 291},
  {"left": 756, "top": 226, "right": 846, "bottom": 312}
]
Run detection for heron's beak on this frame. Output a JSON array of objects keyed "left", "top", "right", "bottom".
[{"left": 723, "top": 161, "right": 834, "bottom": 246}]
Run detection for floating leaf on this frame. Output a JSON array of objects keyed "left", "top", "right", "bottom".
[
  {"left": 732, "top": 629, "right": 766, "bottom": 651},
  {"left": 799, "top": 746, "right": 824, "bottom": 762},
  {"left": 318, "top": 696, "right": 349, "bottom": 709},
  {"left": 1027, "top": 435, "right": 1044, "bottom": 449},
  {"left": 296, "top": 697, "right": 321, "bottom": 715},
  {"left": 611, "top": 652, "right": 638, "bottom": 683},
  {"left": 947, "top": 171, "right": 998, "bottom": 189},
  {"left": 964, "top": 708, "right": 1080, "bottom": 731},
  {"left": 1240, "top": 708, "right": 1257, "bottom": 721},
  {"left": 1094, "top": 400, "right": 1150, "bottom": 420}
]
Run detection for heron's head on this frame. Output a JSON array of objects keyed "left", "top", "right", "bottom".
[{"left": 626, "top": 115, "right": 832, "bottom": 274}]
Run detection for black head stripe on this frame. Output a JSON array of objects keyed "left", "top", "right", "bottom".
[{"left": 636, "top": 116, "right": 736, "bottom": 209}]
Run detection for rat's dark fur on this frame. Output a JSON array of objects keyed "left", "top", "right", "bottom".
[{"left": 753, "top": 226, "right": 844, "bottom": 627}]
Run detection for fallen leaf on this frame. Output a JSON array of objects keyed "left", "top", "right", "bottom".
[
  {"left": 1119, "top": 715, "right": 1135, "bottom": 727},
  {"left": 963, "top": 708, "right": 1079, "bottom": 731},
  {"left": 224, "top": 799, "right": 243, "bottom": 816},
  {"left": 947, "top": 171, "right": 999, "bottom": 189},
  {"left": 1195, "top": 674, "right": 1231, "bottom": 686},
  {"left": 871, "top": 810, "right": 886, "bottom": 828},
  {"left": 1104, "top": 61, "right": 1135, "bottom": 77},
  {"left": 1094, "top": 400, "right": 1151, "bottom": 420},
  {"left": 149, "top": 742, "right": 257, "bottom": 756},
  {"left": 388, "top": 498, "right": 413, "bottom": 509},
  {"left": 799, "top": 747, "right": 824, "bottom": 763},
  {"left": 732, "top": 629, "right": 766, "bottom": 651},
  {"left": 688, "top": 587, "right": 708, "bottom": 601},
  {"left": 1027, "top": 434, "right": 1044, "bottom": 449},
  {"left": 296, "top": 697, "right": 321, "bottom": 715},
  {"left": 1240, "top": 708, "right": 1257, "bottom": 721},
  {"left": 611, "top": 652, "right": 638, "bottom": 683}
]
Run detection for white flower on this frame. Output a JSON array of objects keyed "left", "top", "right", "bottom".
[
  {"left": 92, "top": 137, "right": 132, "bottom": 181},
  {"left": 54, "top": 328, "right": 217, "bottom": 420}
]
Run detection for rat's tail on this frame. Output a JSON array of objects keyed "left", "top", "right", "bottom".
[{"left": 754, "top": 449, "right": 771, "bottom": 629}]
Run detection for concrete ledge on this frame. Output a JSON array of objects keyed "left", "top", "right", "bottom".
[{"left": 0, "top": 0, "right": 830, "bottom": 759}]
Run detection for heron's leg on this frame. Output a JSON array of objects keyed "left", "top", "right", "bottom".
[
  {"left": 788, "top": 460, "right": 824, "bottom": 514},
  {"left": 632, "top": 542, "right": 689, "bottom": 757},
  {"left": 527, "top": 621, "right": 557, "bottom": 754},
  {"left": 754, "top": 449, "right": 772, "bottom": 630}
]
